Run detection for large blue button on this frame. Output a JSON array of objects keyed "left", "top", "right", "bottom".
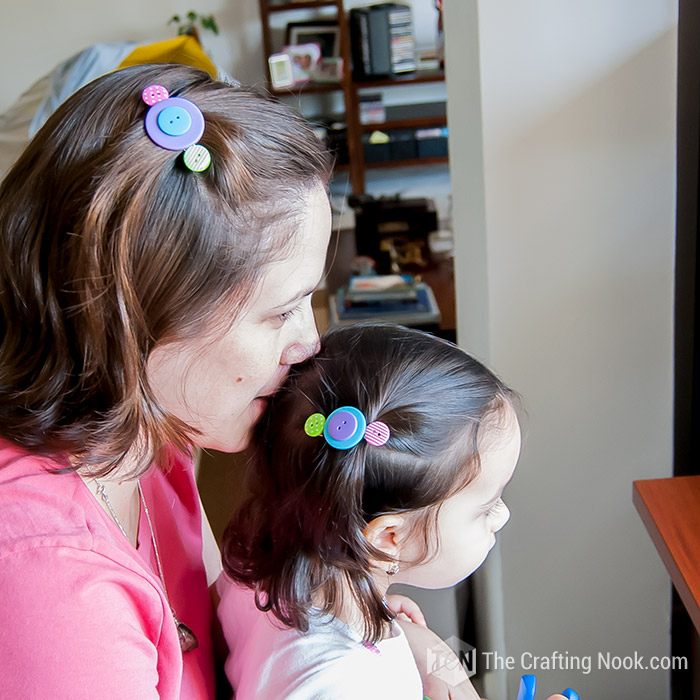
[{"left": 157, "top": 106, "right": 192, "bottom": 136}]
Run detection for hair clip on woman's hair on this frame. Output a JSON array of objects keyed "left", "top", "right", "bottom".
[
  {"left": 304, "top": 407, "right": 390, "bottom": 449},
  {"left": 141, "top": 84, "right": 212, "bottom": 172}
]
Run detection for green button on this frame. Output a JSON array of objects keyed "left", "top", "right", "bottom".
[{"left": 304, "top": 413, "right": 326, "bottom": 437}]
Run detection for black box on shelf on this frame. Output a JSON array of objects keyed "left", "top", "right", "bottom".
[
  {"left": 415, "top": 127, "right": 449, "bottom": 158},
  {"left": 350, "top": 3, "right": 416, "bottom": 79},
  {"left": 390, "top": 129, "right": 417, "bottom": 160},
  {"left": 383, "top": 101, "right": 446, "bottom": 121},
  {"left": 362, "top": 133, "right": 391, "bottom": 163}
]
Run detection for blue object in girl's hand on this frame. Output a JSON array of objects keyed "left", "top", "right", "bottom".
[
  {"left": 516, "top": 675, "right": 537, "bottom": 700},
  {"left": 516, "top": 674, "right": 580, "bottom": 700}
]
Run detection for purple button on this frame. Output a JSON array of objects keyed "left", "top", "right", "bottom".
[
  {"left": 144, "top": 97, "right": 205, "bottom": 151},
  {"left": 327, "top": 410, "right": 358, "bottom": 441}
]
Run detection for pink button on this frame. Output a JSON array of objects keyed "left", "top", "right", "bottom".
[
  {"left": 327, "top": 410, "right": 358, "bottom": 441},
  {"left": 365, "top": 421, "right": 390, "bottom": 446},
  {"left": 142, "top": 84, "right": 170, "bottom": 106}
]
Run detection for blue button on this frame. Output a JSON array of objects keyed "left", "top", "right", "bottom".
[{"left": 157, "top": 106, "right": 192, "bottom": 136}]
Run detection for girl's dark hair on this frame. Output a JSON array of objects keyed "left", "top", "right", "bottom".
[
  {"left": 222, "top": 323, "right": 515, "bottom": 643},
  {"left": 0, "top": 63, "right": 332, "bottom": 476}
]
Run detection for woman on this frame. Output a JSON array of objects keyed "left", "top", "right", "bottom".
[
  {"left": 0, "top": 63, "right": 333, "bottom": 698},
  {"left": 0, "top": 63, "right": 479, "bottom": 700}
]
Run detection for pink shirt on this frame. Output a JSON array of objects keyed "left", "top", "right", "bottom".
[{"left": 0, "top": 440, "right": 216, "bottom": 699}]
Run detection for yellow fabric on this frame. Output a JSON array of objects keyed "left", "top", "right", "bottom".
[{"left": 117, "top": 36, "right": 217, "bottom": 78}]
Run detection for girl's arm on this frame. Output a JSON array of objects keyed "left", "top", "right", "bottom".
[
  {"left": 397, "top": 620, "right": 482, "bottom": 700},
  {"left": 399, "top": 621, "right": 572, "bottom": 700}
]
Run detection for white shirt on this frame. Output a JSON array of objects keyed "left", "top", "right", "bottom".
[{"left": 217, "top": 576, "right": 424, "bottom": 700}]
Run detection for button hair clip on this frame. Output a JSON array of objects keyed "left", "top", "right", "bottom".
[
  {"left": 304, "top": 407, "right": 391, "bottom": 449},
  {"left": 141, "top": 84, "right": 212, "bottom": 172}
]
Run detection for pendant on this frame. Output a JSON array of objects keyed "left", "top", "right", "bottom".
[{"left": 175, "top": 618, "right": 199, "bottom": 652}]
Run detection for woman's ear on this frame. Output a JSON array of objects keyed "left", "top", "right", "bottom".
[{"left": 364, "top": 514, "right": 410, "bottom": 559}]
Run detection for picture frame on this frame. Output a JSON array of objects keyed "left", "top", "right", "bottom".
[
  {"left": 286, "top": 20, "right": 340, "bottom": 58},
  {"left": 268, "top": 53, "right": 295, "bottom": 89},
  {"left": 282, "top": 43, "right": 322, "bottom": 84},
  {"left": 314, "top": 57, "right": 344, "bottom": 83}
]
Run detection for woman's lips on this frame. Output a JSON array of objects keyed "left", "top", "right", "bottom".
[{"left": 256, "top": 370, "right": 290, "bottom": 400}]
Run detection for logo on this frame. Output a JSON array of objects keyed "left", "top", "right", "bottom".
[{"left": 427, "top": 636, "right": 476, "bottom": 687}]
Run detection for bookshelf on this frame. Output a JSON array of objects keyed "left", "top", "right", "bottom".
[{"left": 258, "top": 0, "right": 447, "bottom": 194}]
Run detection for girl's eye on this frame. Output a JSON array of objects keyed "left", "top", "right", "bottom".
[
  {"left": 486, "top": 498, "right": 505, "bottom": 517},
  {"left": 278, "top": 304, "right": 302, "bottom": 322}
]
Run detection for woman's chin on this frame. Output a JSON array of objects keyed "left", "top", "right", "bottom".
[
  {"left": 196, "top": 434, "right": 250, "bottom": 454},
  {"left": 200, "top": 399, "right": 270, "bottom": 453}
]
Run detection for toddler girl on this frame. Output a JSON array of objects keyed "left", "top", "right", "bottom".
[{"left": 217, "top": 323, "right": 521, "bottom": 699}]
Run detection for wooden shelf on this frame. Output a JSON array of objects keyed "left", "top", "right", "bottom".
[
  {"left": 354, "top": 70, "right": 445, "bottom": 89},
  {"left": 365, "top": 155, "right": 448, "bottom": 170},
  {"left": 633, "top": 476, "right": 700, "bottom": 634},
  {"left": 259, "top": 0, "right": 447, "bottom": 193},
  {"left": 361, "top": 115, "right": 447, "bottom": 133},
  {"left": 266, "top": 1, "right": 339, "bottom": 12}
]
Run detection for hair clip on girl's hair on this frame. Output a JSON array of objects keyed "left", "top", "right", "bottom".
[
  {"left": 304, "top": 407, "right": 390, "bottom": 449},
  {"left": 141, "top": 84, "right": 212, "bottom": 172}
]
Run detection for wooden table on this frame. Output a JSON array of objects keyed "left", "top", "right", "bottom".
[{"left": 633, "top": 476, "right": 700, "bottom": 633}]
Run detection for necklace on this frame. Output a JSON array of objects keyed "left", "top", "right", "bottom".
[{"left": 86, "top": 467, "right": 199, "bottom": 653}]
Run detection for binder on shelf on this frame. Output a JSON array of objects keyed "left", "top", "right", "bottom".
[{"left": 350, "top": 3, "right": 416, "bottom": 79}]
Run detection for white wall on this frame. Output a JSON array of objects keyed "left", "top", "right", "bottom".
[
  {"left": 445, "top": 1, "right": 677, "bottom": 698},
  {"left": 2, "top": 0, "right": 442, "bottom": 114},
  {"left": 1, "top": 0, "right": 266, "bottom": 114}
]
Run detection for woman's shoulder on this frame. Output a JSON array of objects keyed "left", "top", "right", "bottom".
[
  {"left": 0, "top": 440, "right": 96, "bottom": 555},
  {"left": 0, "top": 439, "right": 161, "bottom": 578}
]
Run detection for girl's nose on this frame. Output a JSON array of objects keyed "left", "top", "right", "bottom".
[{"left": 493, "top": 503, "right": 511, "bottom": 532}]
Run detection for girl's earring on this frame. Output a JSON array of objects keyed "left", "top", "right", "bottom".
[{"left": 386, "top": 562, "right": 400, "bottom": 576}]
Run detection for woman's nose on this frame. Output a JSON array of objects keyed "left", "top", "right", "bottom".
[
  {"left": 280, "top": 308, "right": 320, "bottom": 365},
  {"left": 282, "top": 335, "right": 320, "bottom": 365}
]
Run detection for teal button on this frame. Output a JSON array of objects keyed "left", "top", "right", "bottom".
[{"left": 157, "top": 106, "right": 192, "bottom": 136}]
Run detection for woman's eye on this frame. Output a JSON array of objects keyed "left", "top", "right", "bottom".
[{"left": 278, "top": 304, "right": 302, "bottom": 322}]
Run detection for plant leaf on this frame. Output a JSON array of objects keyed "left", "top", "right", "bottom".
[{"left": 202, "top": 16, "right": 219, "bottom": 34}]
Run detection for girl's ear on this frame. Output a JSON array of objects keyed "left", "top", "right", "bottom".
[{"left": 364, "top": 514, "right": 411, "bottom": 558}]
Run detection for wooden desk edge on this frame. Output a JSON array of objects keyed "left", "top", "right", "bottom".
[{"left": 633, "top": 479, "right": 700, "bottom": 634}]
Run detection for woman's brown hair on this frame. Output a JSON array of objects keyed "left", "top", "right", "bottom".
[
  {"left": 0, "top": 63, "right": 332, "bottom": 476},
  {"left": 222, "top": 323, "right": 515, "bottom": 644}
]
